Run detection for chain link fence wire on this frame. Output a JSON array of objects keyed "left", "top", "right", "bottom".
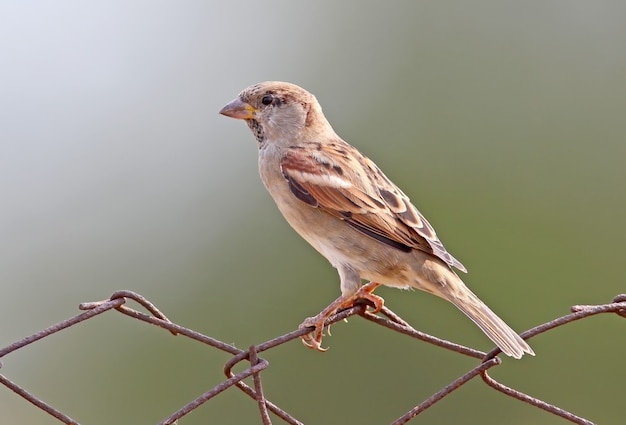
[{"left": 1, "top": 290, "right": 624, "bottom": 425}]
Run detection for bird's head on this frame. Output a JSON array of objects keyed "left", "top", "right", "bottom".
[{"left": 219, "top": 81, "right": 328, "bottom": 147}]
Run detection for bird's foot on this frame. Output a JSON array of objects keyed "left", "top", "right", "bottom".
[
  {"left": 299, "top": 314, "right": 330, "bottom": 352},
  {"left": 298, "top": 282, "right": 385, "bottom": 351},
  {"left": 352, "top": 281, "right": 384, "bottom": 314}
]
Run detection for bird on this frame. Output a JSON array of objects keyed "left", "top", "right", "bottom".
[{"left": 219, "top": 81, "right": 534, "bottom": 359}]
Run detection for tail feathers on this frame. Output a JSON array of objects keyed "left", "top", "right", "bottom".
[{"left": 448, "top": 289, "right": 534, "bottom": 359}]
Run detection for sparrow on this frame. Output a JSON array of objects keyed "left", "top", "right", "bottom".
[{"left": 219, "top": 81, "right": 534, "bottom": 359}]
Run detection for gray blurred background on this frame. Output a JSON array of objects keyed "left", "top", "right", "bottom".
[{"left": 1, "top": 1, "right": 625, "bottom": 424}]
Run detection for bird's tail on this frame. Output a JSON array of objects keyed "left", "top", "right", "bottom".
[{"left": 445, "top": 285, "right": 534, "bottom": 359}]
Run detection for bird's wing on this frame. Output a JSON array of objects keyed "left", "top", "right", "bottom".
[{"left": 280, "top": 142, "right": 466, "bottom": 272}]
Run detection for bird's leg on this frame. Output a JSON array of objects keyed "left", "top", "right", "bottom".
[{"left": 299, "top": 281, "right": 384, "bottom": 351}]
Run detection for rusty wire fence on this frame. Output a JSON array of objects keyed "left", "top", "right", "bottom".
[{"left": 1, "top": 290, "right": 624, "bottom": 425}]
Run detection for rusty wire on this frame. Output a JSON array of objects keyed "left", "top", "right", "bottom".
[{"left": 1, "top": 291, "right": 624, "bottom": 425}]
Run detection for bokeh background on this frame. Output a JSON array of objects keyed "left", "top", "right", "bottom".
[{"left": 1, "top": 1, "right": 625, "bottom": 424}]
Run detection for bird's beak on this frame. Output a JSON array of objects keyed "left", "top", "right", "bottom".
[{"left": 219, "top": 97, "right": 256, "bottom": 120}]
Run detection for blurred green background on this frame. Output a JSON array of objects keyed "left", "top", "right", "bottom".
[{"left": 1, "top": 1, "right": 625, "bottom": 424}]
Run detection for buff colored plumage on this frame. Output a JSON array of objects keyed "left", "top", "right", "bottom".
[{"left": 220, "top": 81, "right": 533, "bottom": 358}]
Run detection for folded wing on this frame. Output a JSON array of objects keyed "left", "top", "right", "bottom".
[{"left": 280, "top": 142, "right": 466, "bottom": 272}]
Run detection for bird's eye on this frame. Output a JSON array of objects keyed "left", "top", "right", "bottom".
[{"left": 261, "top": 94, "right": 273, "bottom": 105}]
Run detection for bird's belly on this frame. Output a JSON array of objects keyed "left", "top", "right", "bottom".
[{"left": 274, "top": 195, "right": 413, "bottom": 289}]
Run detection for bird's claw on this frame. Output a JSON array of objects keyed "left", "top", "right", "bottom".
[
  {"left": 353, "top": 284, "right": 385, "bottom": 314},
  {"left": 299, "top": 316, "right": 329, "bottom": 351}
]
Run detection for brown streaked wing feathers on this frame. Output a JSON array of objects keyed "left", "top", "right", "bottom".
[{"left": 280, "top": 146, "right": 466, "bottom": 272}]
